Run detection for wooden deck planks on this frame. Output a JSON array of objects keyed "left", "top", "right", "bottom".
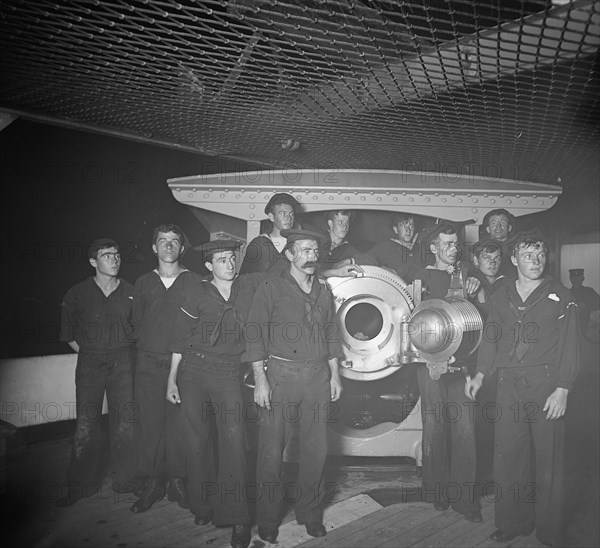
[
  {"left": 14, "top": 479, "right": 578, "bottom": 548},
  {"left": 339, "top": 504, "right": 439, "bottom": 548},
  {"left": 408, "top": 497, "right": 495, "bottom": 548},
  {"left": 8, "top": 433, "right": 594, "bottom": 548},
  {"left": 265, "top": 493, "right": 384, "bottom": 548},
  {"left": 298, "top": 503, "right": 413, "bottom": 547},
  {"left": 299, "top": 497, "right": 549, "bottom": 548},
  {"left": 379, "top": 506, "right": 469, "bottom": 548},
  {"left": 41, "top": 488, "right": 384, "bottom": 548}
]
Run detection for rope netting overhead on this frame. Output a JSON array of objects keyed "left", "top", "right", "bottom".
[{"left": 1, "top": 0, "right": 599, "bottom": 184}]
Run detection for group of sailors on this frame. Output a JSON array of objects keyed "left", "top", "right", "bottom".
[{"left": 56, "top": 194, "right": 586, "bottom": 548}]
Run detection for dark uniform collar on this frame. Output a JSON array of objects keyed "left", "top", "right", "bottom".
[
  {"left": 281, "top": 267, "right": 321, "bottom": 299},
  {"left": 506, "top": 277, "right": 554, "bottom": 306}
]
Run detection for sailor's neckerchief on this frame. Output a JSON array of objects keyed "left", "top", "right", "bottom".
[
  {"left": 202, "top": 277, "right": 246, "bottom": 347},
  {"left": 281, "top": 268, "right": 326, "bottom": 330},
  {"left": 507, "top": 278, "right": 554, "bottom": 362}
]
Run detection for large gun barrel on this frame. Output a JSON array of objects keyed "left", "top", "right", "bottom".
[
  {"left": 324, "top": 266, "right": 483, "bottom": 457},
  {"left": 409, "top": 297, "right": 483, "bottom": 379},
  {"left": 327, "top": 266, "right": 484, "bottom": 380},
  {"left": 326, "top": 266, "right": 417, "bottom": 381}
]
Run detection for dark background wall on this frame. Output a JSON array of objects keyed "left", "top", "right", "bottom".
[
  {"left": 0, "top": 119, "right": 262, "bottom": 358},
  {"left": 1, "top": 119, "right": 598, "bottom": 358}
]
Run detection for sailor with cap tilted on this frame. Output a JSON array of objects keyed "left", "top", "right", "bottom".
[
  {"left": 239, "top": 192, "right": 300, "bottom": 275},
  {"left": 368, "top": 213, "right": 422, "bottom": 278},
  {"left": 166, "top": 238, "right": 264, "bottom": 548}
]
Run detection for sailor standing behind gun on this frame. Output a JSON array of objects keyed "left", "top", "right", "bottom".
[
  {"left": 368, "top": 213, "right": 422, "bottom": 278},
  {"left": 239, "top": 193, "right": 300, "bottom": 275},
  {"left": 411, "top": 222, "right": 483, "bottom": 522}
]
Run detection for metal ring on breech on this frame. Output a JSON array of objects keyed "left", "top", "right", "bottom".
[
  {"left": 326, "top": 265, "right": 417, "bottom": 381},
  {"left": 408, "top": 297, "right": 484, "bottom": 380}
]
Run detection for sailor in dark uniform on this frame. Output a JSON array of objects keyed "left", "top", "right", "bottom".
[
  {"left": 244, "top": 228, "right": 344, "bottom": 544},
  {"left": 466, "top": 231, "right": 580, "bottom": 546},
  {"left": 471, "top": 238, "right": 509, "bottom": 315},
  {"left": 469, "top": 238, "right": 508, "bottom": 488},
  {"left": 130, "top": 224, "right": 197, "bottom": 513},
  {"left": 57, "top": 238, "right": 136, "bottom": 506},
  {"left": 167, "top": 240, "right": 263, "bottom": 548},
  {"left": 410, "top": 222, "right": 482, "bottom": 522},
  {"left": 480, "top": 209, "right": 517, "bottom": 278},
  {"left": 239, "top": 193, "right": 299, "bottom": 275},
  {"left": 368, "top": 213, "right": 421, "bottom": 279},
  {"left": 318, "top": 210, "right": 376, "bottom": 274},
  {"left": 569, "top": 268, "right": 600, "bottom": 337}
]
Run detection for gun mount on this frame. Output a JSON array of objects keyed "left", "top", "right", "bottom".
[{"left": 168, "top": 169, "right": 561, "bottom": 459}]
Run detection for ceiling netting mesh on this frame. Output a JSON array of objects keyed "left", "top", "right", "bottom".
[{"left": 1, "top": 0, "right": 598, "bottom": 183}]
